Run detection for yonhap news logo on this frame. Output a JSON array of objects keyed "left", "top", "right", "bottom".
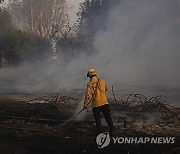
[
  {"left": 112, "top": 137, "right": 175, "bottom": 144},
  {"left": 96, "top": 132, "right": 110, "bottom": 149},
  {"left": 96, "top": 133, "right": 175, "bottom": 149}
]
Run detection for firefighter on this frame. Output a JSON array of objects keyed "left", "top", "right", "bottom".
[{"left": 83, "top": 68, "right": 115, "bottom": 135}]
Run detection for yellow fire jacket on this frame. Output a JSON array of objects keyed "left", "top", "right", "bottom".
[{"left": 84, "top": 76, "right": 108, "bottom": 107}]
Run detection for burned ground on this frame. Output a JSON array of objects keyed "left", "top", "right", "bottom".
[{"left": 0, "top": 92, "right": 180, "bottom": 154}]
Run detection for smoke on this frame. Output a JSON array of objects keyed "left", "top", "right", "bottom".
[
  {"left": 0, "top": 59, "right": 88, "bottom": 93},
  {"left": 134, "top": 113, "right": 161, "bottom": 126},
  {"left": 92, "top": 0, "right": 180, "bottom": 88},
  {"left": 0, "top": 0, "right": 180, "bottom": 94},
  {"left": 74, "top": 99, "right": 91, "bottom": 121}
]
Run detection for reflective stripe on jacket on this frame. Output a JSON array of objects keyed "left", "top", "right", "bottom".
[{"left": 84, "top": 76, "right": 108, "bottom": 107}]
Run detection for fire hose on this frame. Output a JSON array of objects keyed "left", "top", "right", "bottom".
[
  {"left": 59, "top": 108, "right": 85, "bottom": 126},
  {"left": 0, "top": 108, "right": 87, "bottom": 132},
  {"left": 1, "top": 80, "right": 99, "bottom": 132}
]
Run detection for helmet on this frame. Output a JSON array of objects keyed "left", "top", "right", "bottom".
[{"left": 87, "top": 68, "right": 98, "bottom": 77}]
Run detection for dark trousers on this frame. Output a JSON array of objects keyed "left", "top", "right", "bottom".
[{"left": 93, "top": 104, "right": 114, "bottom": 134}]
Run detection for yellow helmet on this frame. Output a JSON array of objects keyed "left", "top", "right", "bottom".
[{"left": 87, "top": 68, "right": 98, "bottom": 77}]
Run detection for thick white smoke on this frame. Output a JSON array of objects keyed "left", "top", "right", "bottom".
[
  {"left": 0, "top": 0, "right": 180, "bottom": 93},
  {"left": 92, "top": 0, "right": 180, "bottom": 88}
]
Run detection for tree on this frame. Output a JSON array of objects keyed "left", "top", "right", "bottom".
[
  {"left": 0, "top": 8, "right": 13, "bottom": 33},
  {"left": 77, "top": 0, "right": 118, "bottom": 52},
  {"left": 1, "top": 30, "right": 51, "bottom": 65},
  {"left": 0, "top": 1, "right": 52, "bottom": 66},
  {"left": 0, "top": 8, "right": 13, "bottom": 67},
  {"left": 9, "top": 0, "right": 68, "bottom": 39}
]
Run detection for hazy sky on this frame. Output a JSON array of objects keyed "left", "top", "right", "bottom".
[{"left": 66, "top": 0, "right": 85, "bottom": 25}]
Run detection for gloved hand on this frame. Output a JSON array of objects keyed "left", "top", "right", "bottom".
[{"left": 83, "top": 105, "right": 87, "bottom": 110}]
